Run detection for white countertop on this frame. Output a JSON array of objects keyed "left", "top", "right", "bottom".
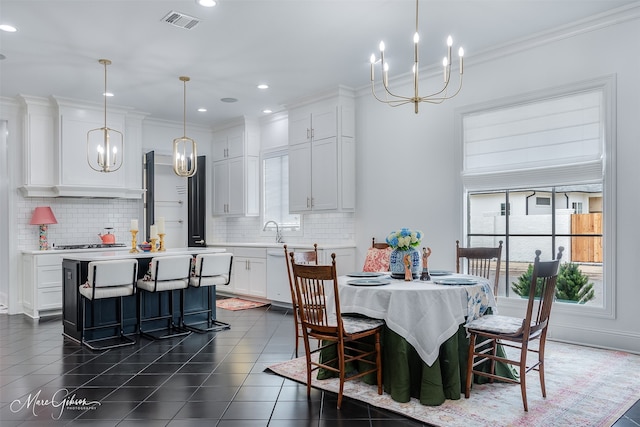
[
  {"left": 22, "top": 247, "right": 132, "bottom": 255},
  {"left": 207, "top": 242, "right": 356, "bottom": 249},
  {"left": 59, "top": 247, "right": 225, "bottom": 262}
]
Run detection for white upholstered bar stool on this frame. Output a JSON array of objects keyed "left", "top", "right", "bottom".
[
  {"left": 137, "top": 255, "right": 193, "bottom": 340},
  {"left": 182, "top": 252, "right": 233, "bottom": 332},
  {"left": 79, "top": 259, "right": 138, "bottom": 350}
]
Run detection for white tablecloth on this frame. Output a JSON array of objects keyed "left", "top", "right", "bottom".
[{"left": 330, "top": 274, "right": 496, "bottom": 367}]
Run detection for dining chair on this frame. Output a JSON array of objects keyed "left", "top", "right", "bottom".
[
  {"left": 464, "top": 247, "right": 564, "bottom": 411},
  {"left": 362, "top": 237, "right": 393, "bottom": 272},
  {"left": 456, "top": 240, "right": 503, "bottom": 298},
  {"left": 79, "top": 259, "right": 138, "bottom": 350},
  {"left": 290, "top": 252, "right": 384, "bottom": 409},
  {"left": 137, "top": 255, "right": 193, "bottom": 340},
  {"left": 182, "top": 252, "right": 233, "bottom": 333},
  {"left": 283, "top": 243, "right": 318, "bottom": 357}
]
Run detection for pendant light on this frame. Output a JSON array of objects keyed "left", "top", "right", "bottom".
[
  {"left": 87, "top": 59, "right": 124, "bottom": 172},
  {"left": 369, "top": 0, "right": 464, "bottom": 114},
  {"left": 173, "top": 76, "right": 197, "bottom": 177}
]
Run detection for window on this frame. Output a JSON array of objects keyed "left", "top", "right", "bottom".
[
  {"left": 572, "top": 202, "right": 583, "bottom": 214},
  {"left": 468, "top": 185, "right": 603, "bottom": 307},
  {"left": 262, "top": 150, "right": 300, "bottom": 231},
  {"left": 459, "top": 76, "right": 615, "bottom": 314}
]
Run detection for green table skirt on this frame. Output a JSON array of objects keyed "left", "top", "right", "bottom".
[{"left": 319, "top": 324, "right": 516, "bottom": 406}]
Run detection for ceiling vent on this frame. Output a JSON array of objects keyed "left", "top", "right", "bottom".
[{"left": 162, "top": 11, "right": 200, "bottom": 30}]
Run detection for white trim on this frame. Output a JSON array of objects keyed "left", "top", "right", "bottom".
[{"left": 457, "top": 74, "right": 616, "bottom": 321}]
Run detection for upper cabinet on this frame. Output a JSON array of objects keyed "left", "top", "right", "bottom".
[
  {"left": 18, "top": 95, "right": 145, "bottom": 198},
  {"left": 288, "top": 88, "right": 355, "bottom": 213},
  {"left": 211, "top": 118, "right": 260, "bottom": 217}
]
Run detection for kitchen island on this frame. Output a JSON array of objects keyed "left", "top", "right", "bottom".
[{"left": 61, "top": 248, "right": 226, "bottom": 344}]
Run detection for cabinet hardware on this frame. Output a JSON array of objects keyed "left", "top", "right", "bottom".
[
  {"left": 307, "top": 128, "right": 310, "bottom": 139},
  {"left": 306, "top": 197, "right": 310, "bottom": 208},
  {"left": 311, "top": 128, "right": 314, "bottom": 139}
]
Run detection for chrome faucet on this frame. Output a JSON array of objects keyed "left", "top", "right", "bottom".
[{"left": 263, "top": 220, "right": 282, "bottom": 243}]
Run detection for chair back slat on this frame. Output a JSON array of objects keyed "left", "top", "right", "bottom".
[
  {"left": 291, "top": 253, "right": 341, "bottom": 335},
  {"left": 284, "top": 244, "right": 318, "bottom": 304},
  {"left": 523, "top": 247, "right": 563, "bottom": 339},
  {"left": 456, "top": 240, "right": 503, "bottom": 297}
]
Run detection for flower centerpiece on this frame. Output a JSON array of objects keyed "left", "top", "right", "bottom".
[{"left": 386, "top": 228, "right": 423, "bottom": 279}]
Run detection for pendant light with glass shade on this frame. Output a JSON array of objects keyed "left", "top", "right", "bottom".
[
  {"left": 87, "top": 59, "right": 124, "bottom": 172},
  {"left": 173, "top": 76, "right": 197, "bottom": 177}
]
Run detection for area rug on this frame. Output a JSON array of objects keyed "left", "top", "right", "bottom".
[
  {"left": 216, "top": 297, "right": 269, "bottom": 311},
  {"left": 267, "top": 341, "right": 640, "bottom": 427}
]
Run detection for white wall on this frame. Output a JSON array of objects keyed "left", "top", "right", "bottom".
[{"left": 354, "top": 8, "right": 640, "bottom": 354}]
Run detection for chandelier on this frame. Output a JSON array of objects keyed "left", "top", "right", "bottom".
[
  {"left": 173, "top": 76, "right": 197, "bottom": 177},
  {"left": 369, "top": 0, "right": 464, "bottom": 114},
  {"left": 87, "top": 59, "right": 123, "bottom": 172}
]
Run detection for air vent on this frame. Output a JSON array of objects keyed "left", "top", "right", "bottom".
[{"left": 162, "top": 11, "right": 200, "bottom": 30}]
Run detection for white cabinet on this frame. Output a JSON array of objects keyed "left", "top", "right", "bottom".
[
  {"left": 265, "top": 245, "right": 356, "bottom": 305},
  {"left": 212, "top": 156, "right": 258, "bottom": 216},
  {"left": 212, "top": 128, "right": 247, "bottom": 161},
  {"left": 22, "top": 253, "right": 64, "bottom": 318},
  {"left": 18, "top": 96, "right": 144, "bottom": 199},
  {"left": 288, "top": 89, "right": 356, "bottom": 213},
  {"left": 226, "top": 247, "right": 267, "bottom": 298},
  {"left": 212, "top": 119, "right": 260, "bottom": 217}
]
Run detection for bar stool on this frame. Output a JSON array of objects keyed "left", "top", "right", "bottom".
[
  {"left": 137, "top": 255, "right": 193, "bottom": 340},
  {"left": 79, "top": 259, "right": 138, "bottom": 350},
  {"left": 182, "top": 252, "right": 233, "bottom": 333}
]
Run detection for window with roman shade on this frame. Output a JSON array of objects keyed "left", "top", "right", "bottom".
[{"left": 461, "top": 88, "right": 605, "bottom": 191}]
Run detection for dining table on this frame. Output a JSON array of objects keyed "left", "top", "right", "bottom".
[{"left": 320, "top": 271, "right": 514, "bottom": 406}]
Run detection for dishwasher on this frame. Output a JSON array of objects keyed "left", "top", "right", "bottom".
[{"left": 266, "top": 249, "right": 292, "bottom": 306}]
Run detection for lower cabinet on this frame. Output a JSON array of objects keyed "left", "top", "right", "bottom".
[
  {"left": 22, "top": 253, "right": 64, "bottom": 318},
  {"left": 215, "top": 244, "right": 355, "bottom": 305},
  {"left": 227, "top": 247, "right": 267, "bottom": 298}
]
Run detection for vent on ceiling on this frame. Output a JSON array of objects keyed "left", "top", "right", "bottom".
[{"left": 162, "top": 11, "right": 200, "bottom": 30}]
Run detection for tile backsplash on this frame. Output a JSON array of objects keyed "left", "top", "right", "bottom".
[
  {"left": 17, "top": 197, "right": 355, "bottom": 250},
  {"left": 212, "top": 212, "right": 355, "bottom": 245},
  {"left": 17, "top": 198, "right": 142, "bottom": 250}
]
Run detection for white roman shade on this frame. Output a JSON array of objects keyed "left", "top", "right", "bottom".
[{"left": 462, "top": 88, "right": 605, "bottom": 190}]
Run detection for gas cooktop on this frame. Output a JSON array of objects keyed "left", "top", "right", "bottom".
[{"left": 53, "top": 243, "right": 127, "bottom": 250}]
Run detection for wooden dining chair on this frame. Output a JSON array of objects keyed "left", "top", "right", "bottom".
[
  {"left": 290, "top": 252, "right": 384, "bottom": 409},
  {"left": 456, "top": 240, "right": 503, "bottom": 298},
  {"left": 464, "top": 247, "right": 564, "bottom": 411},
  {"left": 283, "top": 243, "right": 318, "bottom": 357},
  {"left": 362, "top": 237, "right": 393, "bottom": 272}
]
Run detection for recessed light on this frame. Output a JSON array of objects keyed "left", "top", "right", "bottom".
[
  {"left": 257, "top": 84, "right": 269, "bottom": 90},
  {"left": 198, "top": 108, "right": 207, "bottom": 112},
  {"left": 197, "top": 0, "right": 217, "bottom": 7},
  {"left": 262, "top": 109, "right": 272, "bottom": 114},
  {"left": 220, "top": 97, "right": 238, "bottom": 103},
  {"left": 0, "top": 24, "right": 17, "bottom": 32},
  {"left": 103, "top": 92, "right": 114, "bottom": 97}
]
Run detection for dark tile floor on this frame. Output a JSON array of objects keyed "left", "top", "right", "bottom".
[{"left": 1, "top": 303, "right": 638, "bottom": 427}]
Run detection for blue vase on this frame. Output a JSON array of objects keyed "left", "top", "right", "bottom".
[{"left": 389, "top": 247, "right": 421, "bottom": 279}]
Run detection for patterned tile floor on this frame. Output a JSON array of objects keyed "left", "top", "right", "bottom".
[{"left": 0, "top": 304, "right": 638, "bottom": 426}]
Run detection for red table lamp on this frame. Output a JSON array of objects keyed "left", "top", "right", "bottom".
[{"left": 30, "top": 207, "right": 58, "bottom": 250}]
